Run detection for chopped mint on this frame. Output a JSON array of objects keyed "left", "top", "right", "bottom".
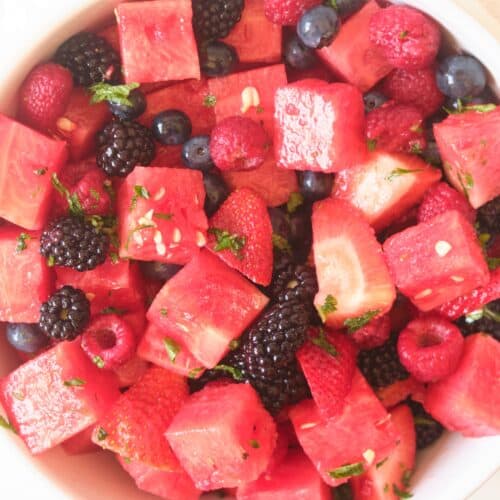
[
  {"left": 487, "top": 257, "right": 500, "bottom": 270},
  {"left": 203, "top": 95, "right": 217, "bottom": 107},
  {"left": 409, "top": 143, "right": 423, "bottom": 154},
  {"left": 319, "top": 295, "right": 337, "bottom": 322},
  {"left": 163, "top": 337, "right": 181, "bottom": 364},
  {"left": 344, "top": 309, "right": 380, "bottom": 334},
  {"left": 464, "top": 172, "right": 474, "bottom": 189},
  {"left": 385, "top": 168, "right": 424, "bottom": 182},
  {"left": 272, "top": 233, "right": 292, "bottom": 255},
  {"left": 130, "top": 185, "right": 150, "bottom": 210},
  {"left": 329, "top": 0, "right": 338, "bottom": 9},
  {"left": 384, "top": 484, "right": 390, "bottom": 493},
  {"left": 16, "top": 233, "right": 31, "bottom": 252},
  {"left": 125, "top": 223, "right": 156, "bottom": 249},
  {"left": 160, "top": 308, "right": 168, "bottom": 317},
  {"left": 90, "top": 82, "right": 140, "bottom": 107},
  {"left": 188, "top": 367, "right": 204, "bottom": 379},
  {"left": 399, "top": 30, "right": 409, "bottom": 39},
  {"left": 367, "top": 138, "right": 377, "bottom": 152},
  {"left": 209, "top": 228, "right": 246, "bottom": 259},
  {"left": 110, "top": 252, "right": 120, "bottom": 264},
  {"left": 34, "top": 168, "right": 47, "bottom": 176},
  {"left": 90, "top": 188, "right": 100, "bottom": 201},
  {"left": 47, "top": 255, "right": 55, "bottom": 267},
  {"left": 213, "top": 364, "right": 243, "bottom": 381},
  {"left": 414, "top": 416, "right": 436, "bottom": 426},
  {"left": 328, "top": 462, "right": 364, "bottom": 479},
  {"left": 101, "top": 306, "right": 128, "bottom": 316},
  {"left": 311, "top": 328, "right": 338, "bottom": 357},
  {"left": 103, "top": 179, "right": 115, "bottom": 202},
  {"left": 256, "top": 106, "right": 264, "bottom": 114},
  {"left": 402, "top": 469, "right": 413, "bottom": 488},
  {"left": 229, "top": 339, "right": 240, "bottom": 350},
  {"left": 93, "top": 356, "right": 105, "bottom": 369},
  {"left": 287, "top": 192, "right": 304, "bottom": 214},
  {"left": 96, "top": 427, "right": 108, "bottom": 441},
  {"left": 249, "top": 439, "right": 260, "bottom": 449},
  {"left": 0, "top": 415, "right": 16, "bottom": 433},
  {"left": 376, "top": 457, "right": 388, "bottom": 469},
  {"left": 465, "top": 103, "right": 496, "bottom": 113},
  {"left": 51, "top": 173, "right": 84, "bottom": 216},
  {"left": 153, "top": 212, "right": 173, "bottom": 221},
  {"left": 64, "top": 377, "right": 86, "bottom": 387},
  {"left": 393, "top": 484, "right": 413, "bottom": 498}
]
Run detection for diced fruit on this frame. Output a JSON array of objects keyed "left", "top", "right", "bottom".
[
  {"left": 166, "top": 383, "right": 277, "bottom": 490},
  {"left": 147, "top": 250, "right": 268, "bottom": 368},
  {"left": 71, "top": 168, "right": 113, "bottom": 216},
  {"left": 296, "top": 5, "right": 340, "bottom": 50},
  {"left": 350, "top": 314, "right": 391, "bottom": 350},
  {"left": 237, "top": 449, "right": 331, "bottom": 499},
  {"left": 264, "top": 0, "right": 321, "bottom": 25},
  {"left": 275, "top": 80, "right": 366, "bottom": 173},
  {"left": 318, "top": 1, "right": 393, "bottom": 92},
  {"left": 332, "top": 152, "right": 441, "bottom": 231},
  {"left": 113, "top": 355, "right": 150, "bottom": 388},
  {"left": 117, "top": 166, "right": 208, "bottom": 264},
  {"left": 436, "top": 55, "right": 487, "bottom": 99},
  {"left": 0, "top": 114, "right": 67, "bottom": 229},
  {"left": 289, "top": 370, "right": 400, "bottom": 487},
  {"left": 62, "top": 426, "right": 99, "bottom": 455},
  {"left": 376, "top": 377, "right": 425, "bottom": 410},
  {"left": 115, "top": 0, "right": 200, "bottom": 83},
  {"left": 92, "top": 366, "right": 188, "bottom": 468},
  {"left": 434, "top": 107, "right": 500, "bottom": 208},
  {"left": 207, "top": 64, "right": 287, "bottom": 135},
  {"left": 0, "top": 340, "right": 120, "bottom": 454},
  {"left": 208, "top": 188, "right": 273, "bottom": 286},
  {"left": 223, "top": 0, "right": 282, "bottom": 64},
  {"left": 383, "top": 210, "right": 490, "bottom": 311},
  {"left": 0, "top": 226, "right": 51, "bottom": 323},
  {"left": 424, "top": 334, "right": 500, "bottom": 437},
  {"left": 312, "top": 198, "right": 396, "bottom": 328},
  {"left": 351, "top": 404, "right": 416, "bottom": 500}
]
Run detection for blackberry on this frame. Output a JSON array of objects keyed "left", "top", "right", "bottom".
[
  {"left": 456, "top": 300, "right": 500, "bottom": 341},
  {"left": 270, "top": 264, "right": 318, "bottom": 303},
  {"left": 357, "top": 335, "right": 409, "bottom": 390},
  {"left": 39, "top": 286, "right": 90, "bottom": 341},
  {"left": 477, "top": 196, "right": 500, "bottom": 235},
  {"left": 407, "top": 400, "right": 444, "bottom": 449},
  {"left": 40, "top": 216, "right": 109, "bottom": 271},
  {"left": 192, "top": 0, "right": 244, "bottom": 41},
  {"left": 54, "top": 32, "right": 121, "bottom": 87},
  {"left": 97, "top": 120, "right": 155, "bottom": 177}
]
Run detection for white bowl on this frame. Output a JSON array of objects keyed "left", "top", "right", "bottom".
[{"left": 0, "top": 1, "right": 499, "bottom": 498}]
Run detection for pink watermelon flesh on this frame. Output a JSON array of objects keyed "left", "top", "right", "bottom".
[
  {"left": 237, "top": 450, "right": 331, "bottom": 500},
  {"left": 424, "top": 334, "right": 500, "bottom": 437},
  {"left": 383, "top": 210, "right": 490, "bottom": 311},
  {"left": 289, "top": 370, "right": 400, "bottom": 487},
  {"left": 274, "top": 80, "right": 367, "bottom": 172},
  {"left": 0, "top": 340, "right": 120, "bottom": 454},
  {"left": 61, "top": 426, "right": 100, "bottom": 455},
  {"left": 165, "top": 383, "right": 277, "bottom": 491},
  {"left": 147, "top": 250, "right": 268, "bottom": 368},
  {"left": 115, "top": 0, "right": 200, "bottom": 83},
  {"left": 0, "top": 113, "right": 67, "bottom": 230}
]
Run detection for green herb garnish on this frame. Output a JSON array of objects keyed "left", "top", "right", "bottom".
[
  {"left": 487, "top": 257, "right": 500, "bottom": 271},
  {"left": 34, "top": 168, "right": 47, "bottom": 176},
  {"left": 160, "top": 308, "right": 168, "bottom": 317},
  {"left": 93, "top": 356, "right": 105, "bottom": 369},
  {"left": 51, "top": 173, "right": 84, "bottom": 216},
  {"left": 0, "top": 415, "right": 17, "bottom": 433},
  {"left": 203, "top": 95, "right": 217, "bottom": 107},
  {"left": 153, "top": 212, "right": 173, "bottom": 221},
  {"left": 188, "top": 367, "right": 204, "bottom": 379},
  {"left": 318, "top": 294, "right": 337, "bottom": 322},
  {"left": 90, "top": 82, "right": 140, "bottom": 107},
  {"left": 367, "top": 138, "right": 377, "bottom": 152},
  {"left": 229, "top": 339, "right": 240, "bottom": 350},
  {"left": 213, "top": 364, "right": 243, "bottom": 381},
  {"left": 376, "top": 457, "right": 389, "bottom": 469},
  {"left": 399, "top": 30, "right": 409, "bottom": 39},
  {"left": 130, "top": 185, "right": 150, "bottom": 211},
  {"left": 96, "top": 427, "right": 108, "bottom": 441},
  {"left": 311, "top": 328, "right": 338, "bottom": 357},
  {"left": 272, "top": 233, "right": 292, "bottom": 255},
  {"left": 163, "top": 337, "right": 181, "bottom": 364},
  {"left": 16, "top": 233, "right": 31, "bottom": 252},
  {"left": 249, "top": 439, "right": 260, "bottom": 449},
  {"left": 209, "top": 228, "right": 246, "bottom": 259},
  {"left": 385, "top": 168, "right": 424, "bottom": 182},
  {"left": 344, "top": 309, "right": 380, "bottom": 334},
  {"left": 101, "top": 306, "right": 128, "bottom": 316},
  {"left": 64, "top": 377, "right": 86, "bottom": 387},
  {"left": 287, "top": 192, "right": 304, "bottom": 214},
  {"left": 328, "top": 462, "right": 365, "bottom": 479},
  {"left": 393, "top": 484, "right": 413, "bottom": 499},
  {"left": 47, "top": 255, "right": 55, "bottom": 267}
]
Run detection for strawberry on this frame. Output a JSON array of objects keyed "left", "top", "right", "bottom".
[
  {"left": 18, "top": 63, "right": 73, "bottom": 131},
  {"left": 297, "top": 329, "right": 357, "bottom": 417},
  {"left": 208, "top": 188, "right": 273, "bottom": 286},
  {"left": 92, "top": 366, "right": 188, "bottom": 469},
  {"left": 264, "top": 0, "right": 322, "bottom": 26},
  {"left": 71, "top": 168, "right": 113, "bottom": 215},
  {"left": 350, "top": 314, "right": 391, "bottom": 350}
]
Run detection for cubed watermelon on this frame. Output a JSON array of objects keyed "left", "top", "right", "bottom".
[
  {"left": 165, "top": 383, "right": 277, "bottom": 490},
  {"left": 147, "top": 250, "right": 268, "bottom": 368},
  {"left": 0, "top": 226, "right": 52, "bottom": 323},
  {"left": 0, "top": 340, "right": 120, "bottom": 454},
  {"left": 207, "top": 64, "right": 287, "bottom": 135},
  {"left": 383, "top": 210, "right": 490, "bottom": 311},
  {"left": 115, "top": 0, "right": 200, "bottom": 83},
  {"left": 434, "top": 107, "right": 500, "bottom": 208},
  {"left": 332, "top": 152, "right": 441, "bottom": 231},
  {"left": 223, "top": 0, "right": 282, "bottom": 65},
  {"left": 424, "top": 334, "right": 500, "bottom": 437},
  {"left": 318, "top": 1, "right": 393, "bottom": 92},
  {"left": 0, "top": 114, "right": 67, "bottom": 230},
  {"left": 289, "top": 370, "right": 400, "bottom": 487},
  {"left": 117, "top": 167, "right": 208, "bottom": 264},
  {"left": 274, "top": 80, "right": 366, "bottom": 173}
]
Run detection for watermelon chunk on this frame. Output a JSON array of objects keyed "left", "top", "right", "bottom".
[
  {"left": 332, "top": 152, "right": 441, "bottom": 231},
  {"left": 165, "top": 383, "right": 277, "bottom": 490},
  {"left": 0, "top": 340, "right": 120, "bottom": 454},
  {"left": 274, "top": 80, "right": 367, "bottom": 173},
  {"left": 115, "top": 0, "right": 200, "bottom": 83},
  {"left": 207, "top": 64, "right": 287, "bottom": 135},
  {"left": 318, "top": 1, "right": 393, "bottom": 92},
  {"left": 0, "top": 113, "right": 67, "bottom": 230},
  {"left": 117, "top": 167, "right": 208, "bottom": 264},
  {"left": 383, "top": 210, "right": 490, "bottom": 311},
  {"left": 147, "top": 250, "right": 268, "bottom": 368},
  {"left": 0, "top": 226, "right": 52, "bottom": 323},
  {"left": 424, "top": 333, "right": 500, "bottom": 437},
  {"left": 289, "top": 370, "right": 400, "bottom": 487},
  {"left": 223, "top": 0, "right": 282, "bottom": 65},
  {"left": 434, "top": 107, "right": 500, "bottom": 208}
]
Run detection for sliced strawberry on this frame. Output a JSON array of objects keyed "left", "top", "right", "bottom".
[
  {"left": 208, "top": 188, "right": 273, "bottom": 286},
  {"left": 297, "top": 329, "right": 357, "bottom": 417},
  {"left": 312, "top": 198, "right": 396, "bottom": 329}
]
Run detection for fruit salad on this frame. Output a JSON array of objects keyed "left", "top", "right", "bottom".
[{"left": 0, "top": 0, "right": 499, "bottom": 498}]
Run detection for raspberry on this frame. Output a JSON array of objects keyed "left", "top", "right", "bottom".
[
  {"left": 18, "top": 63, "right": 73, "bottom": 131},
  {"left": 417, "top": 182, "right": 476, "bottom": 225},
  {"left": 397, "top": 314, "right": 465, "bottom": 383},
  {"left": 81, "top": 315, "right": 136, "bottom": 370},
  {"left": 369, "top": 5, "right": 441, "bottom": 69},
  {"left": 264, "top": 0, "right": 321, "bottom": 26},
  {"left": 382, "top": 67, "right": 445, "bottom": 117},
  {"left": 210, "top": 116, "right": 270, "bottom": 171},
  {"left": 71, "top": 169, "right": 113, "bottom": 216},
  {"left": 366, "top": 101, "right": 426, "bottom": 154},
  {"left": 350, "top": 314, "right": 391, "bottom": 350}
]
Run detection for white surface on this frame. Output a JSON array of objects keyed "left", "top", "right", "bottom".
[{"left": 0, "top": 1, "right": 499, "bottom": 499}]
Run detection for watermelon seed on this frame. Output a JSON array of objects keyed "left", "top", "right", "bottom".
[
  {"left": 450, "top": 275, "right": 464, "bottom": 283},
  {"left": 434, "top": 240, "right": 452, "bottom": 257},
  {"left": 240, "top": 86, "right": 260, "bottom": 114},
  {"left": 414, "top": 289, "right": 432, "bottom": 300},
  {"left": 362, "top": 448, "right": 375, "bottom": 465}
]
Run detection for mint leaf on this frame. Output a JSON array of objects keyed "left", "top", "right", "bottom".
[
  {"left": 203, "top": 95, "right": 217, "bottom": 107},
  {"left": 130, "top": 185, "right": 150, "bottom": 211},
  {"left": 16, "top": 233, "right": 31, "bottom": 252},
  {"left": 34, "top": 168, "right": 47, "bottom": 176},
  {"left": 414, "top": 416, "right": 437, "bottom": 426},
  {"left": 229, "top": 339, "right": 240, "bottom": 350},
  {"left": 287, "top": 192, "right": 304, "bottom": 214},
  {"left": 376, "top": 457, "right": 388, "bottom": 469},
  {"left": 0, "top": 415, "right": 16, "bottom": 434},
  {"left": 367, "top": 138, "right": 377, "bottom": 152},
  {"left": 487, "top": 257, "right": 500, "bottom": 271},
  {"left": 344, "top": 309, "right": 380, "bottom": 334},
  {"left": 328, "top": 462, "right": 364, "bottom": 479},
  {"left": 318, "top": 295, "right": 337, "bottom": 322},
  {"left": 465, "top": 103, "right": 496, "bottom": 113},
  {"left": 51, "top": 173, "right": 84, "bottom": 216},
  {"left": 101, "top": 306, "right": 128, "bottom": 316},
  {"left": 385, "top": 168, "right": 424, "bottom": 182},
  {"left": 272, "top": 233, "right": 292, "bottom": 255},
  {"left": 160, "top": 308, "right": 168, "bottom": 317},
  {"left": 90, "top": 82, "right": 140, "bottom": 107},
  {"left": 311, "top": 328, "right": 338, "bottom": 357},
  {"left": 153, "top": 212, "right": 173, "bottom": 221},
  {"left": 96, "top": 427, "right": 108, "bottom": 441},
  {"left": 64, "top": 377, "right": 86, "bottom": 387},
  {"left": 93, "top": 356, "right": 105, "bottom": 369},
  {"left": 393, "top": 484, "right": 413, "bottom": 498},
  {"left": 188, "top": 367, "right": 204, "bottom": 379},
  {"left": 249, "top": 439, "right": 260, "bottom": 449},
  {"left": 209, "top": 228, "right": 246, "bottom": 259},
  {"left": 213, "top": 364, "right": 243, "bottom": 381},
  {"left": 163, "top": 337, "right": 181, "bottom": 364}
]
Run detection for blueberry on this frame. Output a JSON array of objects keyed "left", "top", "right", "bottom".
[
  {"left": 363, "top": 91, "right": 388, "bottom": 113},
  {"left": 182, "top": 135, "right": 214, "bottom": 172},
  {"left": 203, "top": 171, "right": 229, "bottom": 216},
  {"left": 152, "top": 110, "right": 192, "bottom": 145},
  {"left": 297, "top": 5, "right": 341, "bottom": 49},
  {"left": 436, "top": 55, "right": 487, "bottom": 99},
  {"left": 108, "top": 89, "right": 147, "bottom": 121},
  {"left": 284, "top": 36, "right": 317, "bottom": 70},
  {"left": 299, "top": 171, "right": 334, "bottom": 202},
  {"left": 139, "top": 261, "right": 182, "bottom": 282},
  {"left": 268, "top": 207, "right": 292, "bottom": 240},
  {"left": 333, "top": 0, "right": 367, "bottom": 19},
  {"left": 199, "top": 41, "right": 238, "bottom": 77},
  {"left": 6, "top": 323, "right": 49, "bottom": 354}
]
